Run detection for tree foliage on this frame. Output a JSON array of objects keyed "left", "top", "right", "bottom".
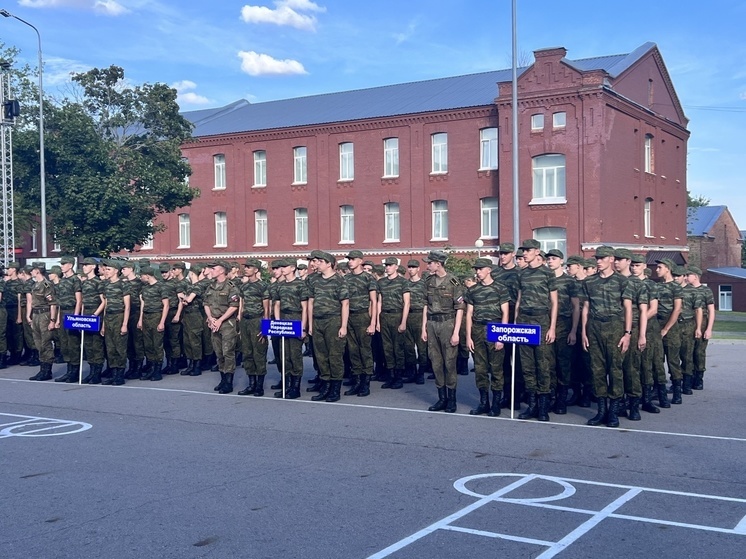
[
  {"left": 687, "top": 191, "right": 710, "bottom": 208},
  {"left": 6, "top": 54, "right": 197, "bottom": 256}
]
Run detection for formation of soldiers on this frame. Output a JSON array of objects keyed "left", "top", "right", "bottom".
[{"left": 1, "top": 242, "right": 715, "bottom": 428}]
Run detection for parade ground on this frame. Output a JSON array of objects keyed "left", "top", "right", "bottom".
[{"left": 1, "top": 340, "right": 745, "bottom": 558}]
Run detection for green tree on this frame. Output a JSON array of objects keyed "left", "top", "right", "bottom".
[
  {"left": 10, "top": 62, "right": 197, "bottom": 256},
  {"left": 687, "top": 191, "right": 710, "bottom": 208}
]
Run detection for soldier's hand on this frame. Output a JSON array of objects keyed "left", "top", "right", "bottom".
[
  {"left": 121, "top": 327, "right": 128, "bottom": 336},
  {"left": 661, "top": 327, "right": 669, "bottom": 338},
  {"left": 704, "top": 329, "right": 712, "bottom": 340},
  {"left": 582, "top": 334, "right": 590, "bottom": 351},
  {"left": 545, "top": 328, "right": 556, "bottom": 344},
  {"left": 567, "top": 331, "right": 577, "bottom": 346},
  {"left": 338, "top": 327, "right": 347, "bottom": 338},
  {"left": 467, "top": 338, "right": 475, "bottom": 352},
  {"left": 694, "top": 329, "right": 702, "bottom": 339},
  {"left": 397, "top": 323, "right": 406, "bottom": 333},
  {"left": 366, "top": 324, "right": 375, "bottom": 336},
  {"left": 618, "top": 334, "right": 630, "bottom": 353},
  {"left": 137, "top": 320, "right": 143, "bottom": 330},
  {"left": 449, "top": 333, "right": 459, "bottom": 347},
  {"left": 421, "top": 329, "right": 427, "bottom": 343},
  {"left": 637, "top": 335, "right": 646, "bottom": 352}
]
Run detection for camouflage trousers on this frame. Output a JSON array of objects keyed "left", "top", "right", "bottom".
[
  {"left": 693, "top": 337, "right": 709, "bottom": 375},
  {"left": 58, "top": 308, "right": 81, "bottom": 365},
  {"left": 104, "top": 312, "right": 127, "bottom": 368},
  {"left": 661, "top": 318, "right": 682, "bottom": 381},
  {"left": 586, "top": 318, "right": 624, "bottom": 400},
  {"left": 471, "top": 322, "right": 504, "bottom": 391},
  {"left": 182, "top": 309, "right": 205, "bottom": 361},
  {"left": 7, "top": 310, "right": 23, "bottom": 353},
  {"left": 84, "top": 324, "right": 105, "bottom": 365},
  {"left": 22, "top": 308, "right": 35, "bottom": 349},
  {"left": 554, "top": 315, "right": 575, "bottom": 388},
  {"left": 127, "top": 307, "right": 145, "bottom": 362},
  {"left": 211, "top": 316, "right": 237, "bottom": 374},
  {"left": 314, "top": 315, "right": 346, "bottom": 381},
  {"left": 164, "top": 308, "right": 182, "bottom": 360},
  {"left": 240, "top": 316, "right": 268, "bottom": 376},
  {"left": 621, "top": 323, "right": 643, "bottom": 397},
  {"left": 518, "top": 314, "right": 553, "bottom": 395},
  {"left": 347, "top": 311, "right": 374, "bottom": 376},
  {"left": 641, "top": 316, "right": 667, "bottom": 386},
  {"left": 31, "top": 311, "right": 55, "bottom": 364},
  {"left": 278, "top": 312, "right": 303, "bottom": 378},
  {"left": 678, "top": 319, "right": 696, "bottom": 377},
  {"left": 380, "top": 311, "right": 406, "bottom": 370},
  {"left": 141, "top": 312, "right": 165, "bottom": 364},
  {"left": 0, "top": 307, "right": 6, "bottom": 355},
  {"left": 404, "top": 311, "right": 428, "bottom": 368},
  {"left": 426, "top": 316, "right": 458, "bottom": 390}
]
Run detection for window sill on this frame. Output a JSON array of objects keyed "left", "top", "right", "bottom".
[
  {"left": 338, "top": 178, "right": 354, "bottom": 183},
  {"left": 338, "top": 240, "right": 355, "bottom": 245},
  {"left": 430, "top": 238, "right": 449, "bottom": 242},
  {"left": 293, "top": 242, "right": 309, "bottom": 246},
  {"left": 139, "top": 247, "right": 153, "bottom": 251},
  {"left": 382, "top": 175, "right": 399, "bottom": 180},
  {"left": 429, "top": 171, "right": 448, "bottom": 176},
  {"left": 529, "top": 198, "right": 567, "bottom": 206},
  {"left": 383, "top": 239, "right": 400, "bottom": 244},
  {"left": 253, "top": 243, "right": 268, "bottom": 248},
  {"left": 176, "top": 245, "right": 191, "bottom": 249},
  {"left": 480, "top": 236, "right": 498, "bottom": 241},
  {"left": 252, "top": 184, "right": 266, "bottom": 189},
  {"left": 291, "top": 182, "right": 307, "bottom": 187},
  {"left": 213, "top": 244, "right": 227, "bottom": 249},
  {"left": 212, "top": 187, "right": 226, "bottom": 191},
  {"left": 478, "top": 167, "right": 498, "bottom": 172}
]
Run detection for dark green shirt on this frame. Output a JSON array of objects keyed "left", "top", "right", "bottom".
[
  {"left": 275, "top": 279, "right": 308, "bottom": 315},
  {"left": 103, "top": 279, "right": 129, "bottom": 314},
  {"left": 141, "top": 281, "right": 167, "bottom": 314},
  {"left": 30, "top": 278, "right": 56, "bottom": 311},
  {"left": 621, "top": 276, "right": 649, "bottom": 323},
  {"left": 4, "top": 278, "right": 21, "bottom": 309},
  {"left": 680, "top": 284, "right": 703, "bottom": 320},
  {"left": 491, "top": 266, "right": 520, "bottom": 303},
  {"left": 696, "top": 284, "right": 715, "bottom": 320},
  {"left": 378, "top": 276, "right": 410, "bottom": 313},
  {"left": 464, "top": 281, "right": 509, "bottom": 323},
  {"left": 656, "top": 280, "right": 683, "bottom": 319},
  {"left": 81, "top": 277, "right": 104, "bottom": 313},
  {"left": 124, "top": 277, "right": 143, "bottom": 309},
  {"left": 582, "top": 271, "right": 628, "bottom": 320},
  {"left": 517, "top": 265, "right": 557, "bottom": 313},
  {"left": 407, "top": 277, "right": 427, "bottom": 311},
  {"left": 425, "top": 272, "right": 465, "bottom": 315},
  {"left": 344, "top": 271, "right": 377, "bottom": 313},
  {"left": 554, "top": 273, "right": 578, "bottom": 318},
  {"left": 204, "top": 279, "right": 240, "bottom": 316},
  {"left": 56, "top": 274, "right": 82, "bottom": 309},
  {"left": 240, "top": 279, "right": 269, "bottom": 318},
  {"left": 310, "top": 274, "right": 349, "bottom": 316}
]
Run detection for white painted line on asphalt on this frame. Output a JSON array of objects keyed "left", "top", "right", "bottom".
[
  {"left": 0, "top": 412, "right": 92, "bottom": 439},
  {"left": 369, "top": 473, "right": 746, "bottom": 558},
  {"left": 3, "top": 378, "right": 746, "bottom": 443}
]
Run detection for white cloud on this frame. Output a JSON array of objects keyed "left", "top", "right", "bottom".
[
  {"left": 393, "top": 20, "right": 418, "bottom": 45},
  {"left": 44, "top": 56, "right": 92, "bottom": 86},
  {"left": 93, "top": 0, "right": 130, "bottom": 16},
  {"left": 238, "top": 51, "right": 307, "bottom": 76},
  {"left": 740, "top": 91, "right": 746, "bottom": 100},
  {"left": 171, "top": 80, "right": 211, "bottom": 106},
  {"left": 19, "top": 0, "right": 130, "bottom": 15},
  {"left": 240, "top": 0, "right": 325, "bottom": 32}
]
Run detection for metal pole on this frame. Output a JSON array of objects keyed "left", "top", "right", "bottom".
[
  {"left": 1, "top": 10, "right": 46, "bottom": 257},
  {"left": 511, "top": 0, "right": 520, "bottom": 250}
]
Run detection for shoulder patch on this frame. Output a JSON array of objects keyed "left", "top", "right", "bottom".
[{"left": 450, "top": 277, "right": 460, "bottom": 287}]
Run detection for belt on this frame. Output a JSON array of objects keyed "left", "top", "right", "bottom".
[
  {"left": 590, "top": 314, "right": 622, "bottom": 323},
  {"left": 678, "top": 317, "right": 694, "bottom": 323},
  {"left": 520, "top": 308, "right": 548, "bottom": 316},
  {"left": 381, "top": 309, "right": 402, "bottom": 314},
  {"left": 314, "top": 313, "right": 338, "bottom": 320},
  {"left": 242, "top": 313, "right": 263, "bottom": 319},
  {"left": 106, "top": 310, "right": 124, "bottom": 315},
  {"left": 349, "top": 308, "right": 369, "bottom": 315},
  {"left": 473, "top": 320, "right": 493, "bottom": 326},
  {"left": 31, "top": 308, "right": 50, "bottom": 315},
  {"left": 409, "top": 309, "right": 423, "bottom": 314},
  {"left": 428, "top": 313, "right": 454, "bottom": 323}
]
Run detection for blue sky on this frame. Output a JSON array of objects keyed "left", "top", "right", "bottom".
[{"left": 2, "top": 0, "right": 745, "bottom": 228}]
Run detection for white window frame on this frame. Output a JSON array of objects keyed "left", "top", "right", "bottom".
[
  {"left": 214, "top": 154, "right": 226, "bottom": 190},
  {"left": 141, "top": 222, "right": 154, "bottom": 250},
  {"left": 531, "top": 114, "right": 544, "bottom": 131},
  {"left": 383, "top": 138, "right": 399, "bottom": 178},
  {"left": 294, "top": 208, "right": 308, "bottom": 245},
  {"left": 340, "top": 205, "right": 354, "bottom": 244},
  {"left": 30, "top": 227, "right": 37, "bottom": 252},
  {"left": 644, "top": 198, "right": 653, "bottom": 237},
  {"left": 719, "top": 285, "right": 732, "bottom": 312},
  {"left": 339, "top": 142, "right": 354, "bottom": 181},
  {"left": 431, "top": 133, "right": 448, "bottom": 174},
  {"left": 552, "top": 112, "right": 566, "bottom": 129},
  {"left": 253, "top": 150, "right": 267, "bottom": 187},
  {"left": 178, "top": 213, "right": 191, "bottom": 248},
  {"left": 384, "top": 202, "right": 400, "bottom": 242},
  {"left": 431, "top": 200, "right": 448, "bottom": 241},
  {"left": 293, "top": 146, "right": 307, "bottom": 185},
  {"left": 479, "top": 128, "right": 498, "bottom": 170},
  {"left": 480, "top": 197, "right": 498, "bottom": 239},
  {"left": 531, "top": 154, "right": 566, "bottom": 204},
  {"left": 644, "top": 134, "right": 654, "bottom": 174},
  {"left": 533, "top": 227, "right": 567, "bottom": 256},
  {"left": 254, "top": 209, "right": 267, "bottom": 247},
  {"left": 214, "top": 212, "right": 227, "bottom": 247},
  {"left": 52, "top": 238, "right": 61, "bottom": 252}
]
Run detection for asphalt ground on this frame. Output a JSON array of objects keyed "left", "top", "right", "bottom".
[{"left": 1, "top": 340, "right": 745, "bottom": 558}]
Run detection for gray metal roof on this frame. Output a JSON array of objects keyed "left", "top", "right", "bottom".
[
  {"left": 687, "top": 206, "right": 727, "bottom": 237},
  {"left": 706, "top": 267, "right": 746, "bottom": 280},
  {"left": 183, "top": 43, "right": 655, "bottom": 138}
]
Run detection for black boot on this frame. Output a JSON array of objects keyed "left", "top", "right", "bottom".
[
  {"left": 180, "top": 359, "right": 194, "bottom": 376},
  {"left": 190, "top": 359, "right": 202, "bottom": 376},
  {"left": 307, "top": 374, "right": 321, "bottom": 385},
  {"left": 578, "top": 385, "right": 592, "bottom": 408},
  {"left": 469, "top": 388, "right": 490, "bottom": 416},
  {"left": 357, "top": 374, "right": 371, "bottom": 397},
  {"left": 140, "top": 360, "right": 153, "bottom": 380},
  {"left": 344, "top": 375, "right": 362, "bottom": 396},
  {"left": 342, "top": 375, "right": 356, "bottom": 387},
  {"left": 29, "top": 350, "right": 40, "bottom": 367},
  {"left": 390, "top": 369, "right": 404, "bottom": 389},
  {"left": 671, "top": 380, "right": 683, "bottom": 404},
  {"left": 402, "top": 365, "right": 416, "bottom": 384},
  {"left": 641, "top": 385, "right": 660, "bottom": 414},
  {"left": 18, "top": 348, "right": 31, "bottom": 366},
  {"left": 238, "top": 375, "right": 257, "bottom": 396},
  {"left": 113, "top": 367, "right": 126, "bottom": 386},
  {"left": 215, "top": 372, "right": 226, "bottom": 391},
  {"left": 325, "top": 380, "right": 342, "bottom": 402},
  {"left": 488, "top": 390, "right": 502, "bottom": 417},
  {"left": 456, "top": 355, "right": 469, "bottom": 375},
  {"left": 414, "top": 366, "right": 425, "bottom": 385},
  {"left": 0, "top": 353, "right": 7, "bottom": 370},
  {"left": 428, "top": 387, "right": 447, "bottom": 411},
  {"left": 628, "top": 397, "right": 641, "bottom": 421},
  {"left": 55, "top": 363, "right": 76, "bottom": 383},
  {"left": 219, "top": 373, "right": 234, "bottom": 394},
  {"left": 271, "top": 376, "right": 286, "bottom": 390},
  {"left": 8, "top": 351, "right": 21, "bottom": 366},
  {"left": 149, "top": 363, "right": 163, "bottom": 381},
  {"left": 587, "top": 397, "right": 608, "bottom": 426},
  {"left": 656, "top": 383, "right": 671, "bottom": 408},
  {"left": 306, "top": 376, "right": 322, "bottom": 392},
  {"left": 380, "top": 369, "right": 394, "bottom": 388},
  {"left": 310, "top": 380, "right": 330, "bottom": 401},
  {"left": 518, "top": 393, "right": 538, "bottom": 420},
  {"left": 606, "top": 399, "right": 620, "bottom": 428},
  {"left": 537, "top": 394, "right": 550, "bottom": 422},
  {"left": 444, "top": 388, "right": 457, "bottom": 413},
  {"left": 693, "top": 372, "right": 704, "bottom": 390},
  {"left": 65, "top": 364, "right": 80, "bottom": 384},
  {"left": 565, "top": 384, "right": 580, "bottom": 407},
  {"left": 29, "top": 362, "right": 53, "bottom": 381},
  {"left": 253, "top": 375, "right": 265, "bottom": 397},
  {"left": 287, "top": 375, "right": 302, "bottom": 399},
  {"left": 553, "top": 386, "right": 568, "bottom": 415},
  {"left": 124, "top": 359, "right": 140, "bottom": 380},
  {"left": 682, "top": 374, "right": 693, "bottom": 395},
  {"left": 616, "top": 395, "right": 628, "bottom": 418}
]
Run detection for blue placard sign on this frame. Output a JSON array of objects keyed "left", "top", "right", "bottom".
[
  {"left": 486, "top": 323, "right": 541, "bottom": 345},
  {"left": 63, "top": 314, "right": 102, "bottom": 332},
  {"left": 261, "top": 319, "right": 303, "bottom": 338}
]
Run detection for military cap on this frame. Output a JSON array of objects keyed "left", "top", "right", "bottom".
[
  {"left": 363, "top": 260, "right": 375, "bottom": 268},
  {"left": 614, "top": 248, "right": 633, "bottom": 260},
  {"left": 594, "top": 245, "right": 615, "bottom": 258},
  {"left": 584, "top": 258, "right": 597, "bottom": 268},
  {"left": 49, "top": 265, "right": 62, "bottom": 276},
  {"left": 687, "top": 265, "right": 703, "bottom": 276},
  {"left": 190, "top": 263, "right": 204, "bottom": 275},
  {"left": 458, "top": 274, "right": 473, "bottom": 282},
  {"left": 383, "top": 257, "right": 398, "bottom": 266},
  {"left": 346, "top": 249, "right": 364, "bottom": 259},
  {"left": 316, "top": 251, "right": 336, "bottom": 265},
  {"left": 215, "top": 260, "right": 231, "bottom": 271},
  {"left": 245, "top": 258, "right": 262, "bottom": 269},
  {"left": 309, "top": 250, "right": 325, "bottom": 260},
  {"left": 31, "top": 261, "right": 46, "bottom": 271},
  {"left": 7, "top": 262, "right": 20, "bottom": 269},
  {"left": 655, "top": 258, "right": 675, "bottom": 270},
  {"left": 630, "top": 253, "right": 646, "bottom": 264},
  {"left": 283, "top": 258, "right": 298, "bottom": 268},
  {"left": 406, "top": 259, "right": 420, "bottom": 268},
  {"left": 106, "top": 260, "right": 123, "bottom": 271},
  {"left": 538, "top": 250, "right": 547, "bottom": 260},
  {"left": 515, "top": 249, "right": 525, "bottom": 258},
  {"left": 395, "top": 265, "right": 404, "bottom": 275},
  {"left": 473, "top": 257, "right": 494, "bottom": 269},
  {"left": 138, "top": 258, "right": 151, "bottom": 266},
  {"left": 270, "top": 259, "right": 285, "bottom": 269},
  {"left": 21, "top": 265, "right": 33, "bottom": 273},
  {"left": 372, "top": 264, "right": 385, "bottom": 275},
  {"left": 422, "top": 250, "right": 448, "bottom": 264},
  {"left": 546, "top": 249, "right": 564, "bottom": 259},
  {"left": 566, "top": 255, "right": 584, "bottom": 266},
  {"left": 519, "top": 239, "right": 541, "bottom": 250},
  {"left": 159, "top": 262, "right": 171, "bottom": 273},
  {"left": 60, "top": 255, "right": 76, "bottom": 265},
  {"left": 498, "top": 242, "right": 516, "bottom": 253},
  {"left": 139, "top": 265, "right": 156, "bottom": 277},
  {"left": 337, "top": 261, "right": 349, "bottom": 270},
  {"left": 229, "top": 261, "right": 240, "bottom": 270},
  {"left": 297, "top": 263, "right": 307, "bottom": 270},
  {"left": 121, "top": 260, "right": 135, "bottom": 269},
  {"left": 673, "top": 265, "right": 687, "bottom": 277},
  {"left": 171, "top": 261, "right": 186, "bottom": 270}
]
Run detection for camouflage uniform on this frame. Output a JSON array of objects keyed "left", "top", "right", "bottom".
[
  {"left": 344, "top": 269, "right": 377, "bottom": 381},
  {"left": 657, "top": 280, "right": 684, "bottom": 381},
  {"left": 492, "top": 264, "right": 523, "bottom": 407},
  {"left": 404, "top": 275, "right": 428, "bottom": 373},
  {"left": 621, "top": 276, "right": 648, "bottom": 399},
  {"left": 204, "top": 277, "right": 240, "bottom": 374},
  {"left": 180, "top": 277, "right": 206, "bottom": 363},
  {"left": 103, "top": 277, "right": 129, "bottom": 370},
  {"left": 29, "top": 275, "right": 57, "bottom": 364},
  {"left": 464, "top": 280, "right": 509, "bottom": 392},
  {"left": 140, "top": 278, "right": 167, "bottom": 371},
  {"left": 56, "top": 272, "right": 82, "bottom": 365},
  {"left": 162, "top": 270, "right": 184, "bottom": 366},
  {"left": 274, "top": 278, "right": 308, "bottom": 378},
  {"left": 20, "top": 277, "right": 36, "bottom": 354},
  {"left": 81, "top": 274, "right": 105, "bottom": 366},
  {"left": 694, "top": 283, "right": 715, "bottom": 384},
  {"left": 377, "top": 274, "right": 410, "bottom": 374},
  {"left": 309, "top": 273, "right": 349, "bottom": 383},
  {"left": 678, "top": 282, "right": 703, "bottom": 391},
  {"left": 641, "top": 278, "right": 667, "bottom": 387},
  {"left": 123, "top": 274, "right": 145, "bottom": 369},
  {"left": 238, "top": 276, "right": 269, "bottom": 378},
  {"left": 4, "top": 270, "right": 24, "bottom": 360},
  {"left": 553, "top": 272, "right": 579, "bottom": 389},
  {"left": 424, "top": 269, "right": 465, "bottom": 390}
]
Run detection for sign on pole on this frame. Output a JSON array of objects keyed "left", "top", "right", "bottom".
[
  {"left": 63, "top": 314, "right": 101, "bottom": 385},
  {"left": 261, "top": 319, "right": 304, "bottom": 398}
]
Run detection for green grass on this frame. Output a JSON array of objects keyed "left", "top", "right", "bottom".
[{"left": 713, "top": 313, "right": 746, "bottom": 338}]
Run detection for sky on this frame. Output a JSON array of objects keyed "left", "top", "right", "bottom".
[{"left": 2, "top": 0, "right": 745, "bottom": 228}]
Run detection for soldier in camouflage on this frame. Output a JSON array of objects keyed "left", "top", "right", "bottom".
[
  {"left": 52, "top": 256, "right": 83, "bottom": 383},
  {"left": 121, "top": 261, "right": 145, "bottom": 379},
  {"left": 236, "top": 259, "right": 270, "bottom": 396},
  {"left": 137, "top": 266, "right": 169, "bottom": 381},
  {"left": 3, "top": 263, "right": 24, "bottom": 366},
  {"left": 655, "top": 259, "right": 684, "bottom": 404},
  {"left": 273, "top": 259, "right": 309, "bottom": 398},
  {"left": 377, "top": 256, "right": 411, "bottom": 390},
  {"left": 686, "top": 266, "right": 714, "bottom": 390},
  {"left": 403, "top": 259, "right": 428, "bottom": 384},
  {"left": 80, "top": 258, "right": 106, "bottom": 384},
  {"left": 203, "top": 261, "right": 240, "bottom": 394},
  {"left": 101, "top": 261, "right": 131, "bottom": 386},
  {"left": 675, "top": 266, "right": 703, "bottom": 396},
  {"left": 27, "top": 263, "right": 58, "bottom": 381}
]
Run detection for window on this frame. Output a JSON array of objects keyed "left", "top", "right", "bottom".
[
  {"left": 178, "top": 214, "right": 190, "bottom": 248},
  {"left": 340, "top": 205, "right": 354, "bottom": 243},
  {"left": 532, "top": 154, "right": 566, "bottom": 202},
  {"left": 384, "top": 202, "right": 400, "bottom": 242},
  {"left": 141, "top": 223, "right": 154, "bottom": 250},
  {"left": 293, "top": 146, "right": 307, "bottom": 184},
  {"left": 181, "top": 157, "right": 190, "bottom": 185},
  {"left": 479, "top": 128, "right": 498, "bottom": 170},
  {"left": 383, "top": 138, "right": 399, "bottom": 177},
  {"left": 253, "top": 150, "right": 266, "bottom": 187},
  {"left": 52, "top": 238, "right": 61, "bottom": 252},
  {"left": 431, "top": 133, "right": 448, "bottom": 173},
  {"left": 30, "top": 227, "right": 37, "bottom": 252},
  {"left": 214, "top": 154, "right": 226, "bottom": 189},
  {"left": 480, "top": 197, "right": 498, "bottom": 239},
  {"left": 339, "top": 142, "right": 354, "bottom": 181},
  {"left": 531, "top": 114, "right": 544, "bottom": 131},
  {"left": 719, "top": 285, "right": 732, "bottom": 312},
  {"left": 644, "top": 198, "right": 653, "bottom": 237},
  {"left": 214, "top": 212, "right": 227, "bottom": 247},
  {"left": 533, "top": 227, "right": 567, "bottom": 256},
  {"left": 644, "top": 134, "right": 654, "bottom": 173},
  {"left": 553, "top": 112, "right": 566, "bottom": 128},
  {"left": 431, "top": 200, "right": 448, "bottom": 240},
  {"left": 295, "top": 208, "right": 308, "bottom": 244},
  {"left": 254, "top": 210, "right": 267, "bottom": 246}
]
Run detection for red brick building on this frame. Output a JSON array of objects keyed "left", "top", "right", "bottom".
[{"left": 112, "top": 42, "right": 690, "bottom": 266}]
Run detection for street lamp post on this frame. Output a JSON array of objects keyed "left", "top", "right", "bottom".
[
  {"left": 1, "top": 8, "right": 47, "bottom": 257},
  {"left": 474, "top": 239, "right": 484, "bottom": 258}
]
